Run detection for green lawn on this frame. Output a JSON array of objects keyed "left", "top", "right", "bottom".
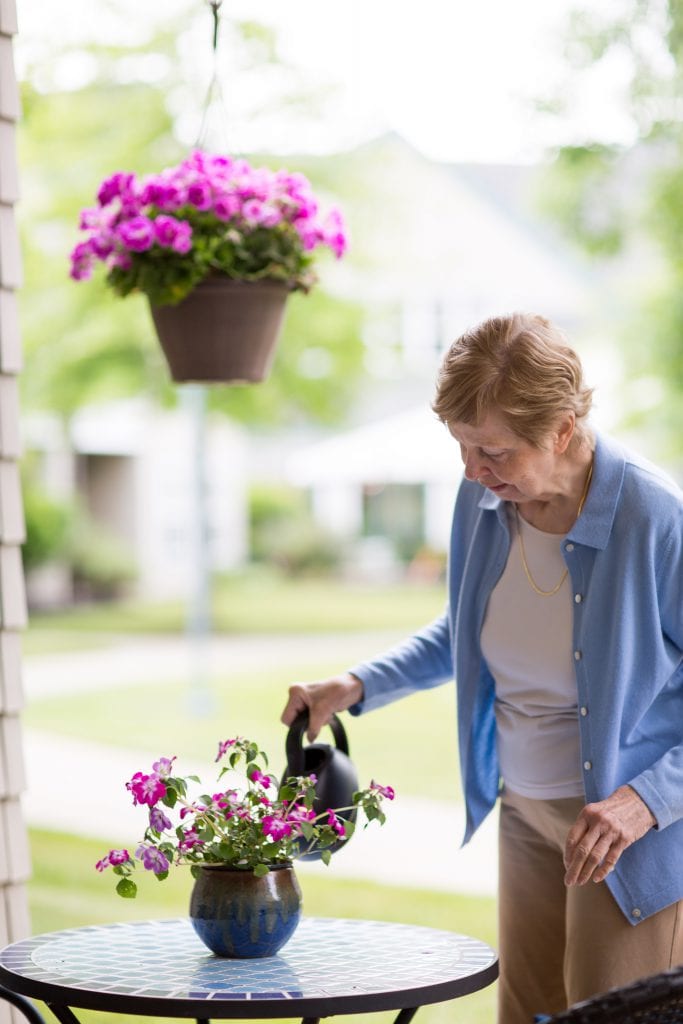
[
  {"left": 28, "top": 829, "right": 498, "bottom": 1024},
  {"left": 24, "top": 574, "right": 445, "bottom": 654},
  {"left": 24, "top": 667, "right": 460, "bottom": 801}
]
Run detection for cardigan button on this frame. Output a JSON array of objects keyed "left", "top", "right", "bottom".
[
  {"left": 574, "top": 650, "right": 582, "bottom": 661},
  {"left": 580, "top": 706, "right": 588, "bottom": 716},
  {"left": 574, "top": 593, "right": 583, "bottom": 604},
  {"left": 583, "top": 760, "right": 592, "bottom": 771},
  {"left": 565, "top": 543, "right": 575, "bottom": 552},
  {"left": 632, "top": 908, "right": 642, "bottom": 919}
]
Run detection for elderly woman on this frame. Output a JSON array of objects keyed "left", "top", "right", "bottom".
[{"left": 281, "top": 313, "right": 683, "bottom": 1023}]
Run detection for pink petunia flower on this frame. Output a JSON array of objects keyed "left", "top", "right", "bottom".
[
  {"left": 116, "top": 216, "right": 155, "bottom": 253},
  {"left": 97, "top": 171, "right": 136, "bottom": 208},
  {"left": 69, "top": 240, "right": 95, "bottom": 281}
]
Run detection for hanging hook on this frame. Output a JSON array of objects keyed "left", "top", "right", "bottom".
[{"left": 209, "top": 0, "right": 222, "bottom": 52}]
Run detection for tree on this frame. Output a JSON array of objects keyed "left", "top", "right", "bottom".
[{"left": 537, "top": 1, "right": 683, "bottom": 459}]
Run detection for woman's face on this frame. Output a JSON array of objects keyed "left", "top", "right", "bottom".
[{"left": 448, "top": 410, "right": 570, "bottom": 504}]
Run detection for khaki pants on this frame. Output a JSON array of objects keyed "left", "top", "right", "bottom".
[{"left": 497, "top": 788, "right": 683, "bottom": 1024}]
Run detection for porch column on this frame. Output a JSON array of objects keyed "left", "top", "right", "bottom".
[{"left": 0, "top": 0, "right": 32, "bottom": 978}]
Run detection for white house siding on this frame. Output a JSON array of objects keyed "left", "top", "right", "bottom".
[
  {"left": 286, "top": 407, "right": 462, "bottom": 561},
  {"left": 68, "top": 399, "right": 248, "bottom": 599},
  {"left": 0, "top": 0, "right": 32, "bottom": 1008}
]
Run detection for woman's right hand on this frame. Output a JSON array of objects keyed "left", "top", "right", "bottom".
[{"left": 280, "top": 673, "right": 364, "bottom": 741}]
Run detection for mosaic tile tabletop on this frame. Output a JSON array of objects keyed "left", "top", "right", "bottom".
[{"left": 0, "top": 918, "right": 498, "bottom": 1017}]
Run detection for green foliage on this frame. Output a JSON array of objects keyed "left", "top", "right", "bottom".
[
  {"left": 106, "top": 215, "right": 318, "bottom": 306},
  {"left": 248, "top": 486, "right": 342, "bottom": 574},
  {"left": 537, "top": 144, "right": 625, "bottom": 256},
  {"left": 539, "top": 0, "right": 683, "bottom": 454},
  {"left": 21, "top": 472, "right": 73, "bottom": 571},
  {"left": 70, "top": 517, "right": 138, "bottom": 600},
  {"left": 18, "top": 80, "right": 177, "bottom": 416},
  {"left": 249, "top": 484, "right": 306, "bottom": 552}
]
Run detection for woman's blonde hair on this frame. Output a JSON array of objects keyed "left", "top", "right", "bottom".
[{"left": 432, "top": 313, "right": 593, "bottom": 448}]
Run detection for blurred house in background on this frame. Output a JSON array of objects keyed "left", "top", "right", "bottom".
[
  {"left": 286, "top": 406, "right": 461, "bottom": 579},
  {"left": 24, "top": 398, "right": 247, "bottom": 605}
]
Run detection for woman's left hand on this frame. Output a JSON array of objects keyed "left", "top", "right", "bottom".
[{"left": 564, "top": 785, "right": 657, "bottom": 886}]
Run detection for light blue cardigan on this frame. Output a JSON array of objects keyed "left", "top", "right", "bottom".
[{"left": 349, "top": 433, "right": 683, "bottom": 924}]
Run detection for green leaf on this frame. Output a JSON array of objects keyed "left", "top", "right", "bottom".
[
  {"left": 116, "top": 877, "right": 137, "bottom": 899},
  {"left": 155, "top": 871, "right": 169, "bottom": 882},
  {"left": 320, "top": 849, "right": 332, "bottom": 866},
  {"left": 253, "top": 863, "right": 270, "bottom": 877},
  {"left": 300, "top": 822, "right": 315, "bottom": 841}
]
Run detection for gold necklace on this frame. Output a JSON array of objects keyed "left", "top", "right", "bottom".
[{"left": 515, "top": 458, "right": 594, "bottom": 598}]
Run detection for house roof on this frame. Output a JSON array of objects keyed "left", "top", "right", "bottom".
[{"left": 286, "top": 405, "right": 462, "bottom": 486}]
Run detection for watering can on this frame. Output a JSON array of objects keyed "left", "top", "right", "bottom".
[{"left": 282, "top": 712, "right": 359, "bottom": 860}]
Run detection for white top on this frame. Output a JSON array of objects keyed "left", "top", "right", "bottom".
[{"left": 480, "top": 508, "right": 584, "bottom": 799}]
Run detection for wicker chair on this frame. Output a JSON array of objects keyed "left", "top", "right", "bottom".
[{"left": 534, "top": 966, "right": 683, "bottom": 1023}]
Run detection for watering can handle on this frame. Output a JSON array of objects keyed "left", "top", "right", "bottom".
[{"left": 285, "top": 712, "right": 350, "bottom": 775}]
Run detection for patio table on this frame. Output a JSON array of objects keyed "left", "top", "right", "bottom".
[{"left": 0, "top": 917, "right": 498, "bottom": 1024}]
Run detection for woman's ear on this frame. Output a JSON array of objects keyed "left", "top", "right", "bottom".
[{"left": 554, "top": 413, "right": 575, "bottom": 454}]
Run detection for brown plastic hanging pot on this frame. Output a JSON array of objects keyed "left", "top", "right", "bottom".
[{"left": 150, "top": 276, "right": 290, "bottom": 384}]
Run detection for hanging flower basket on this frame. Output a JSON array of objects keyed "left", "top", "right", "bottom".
[
  {"left": 149, "top": 277, "right": 290, "bottom": 384},
  {"left": 69, "top": 150, "right": 348, "bottom": 386}
]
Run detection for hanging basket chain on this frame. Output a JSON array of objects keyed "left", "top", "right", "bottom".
[{"left": 196, "top": 0, "right": 229, "bottom": 150}]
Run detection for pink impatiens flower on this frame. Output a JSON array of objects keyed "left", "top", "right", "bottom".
[
  {"left": 152, "top": 756, "right": 176, "bottom": 778},
  {"left": 178, "top": 828, "right": 204, "bottom": 853},
  {"left": 149, "top": 806, "right": 173, "bottom": 833},
  {"left": 215, "top": 739, "right": 237, "bottom": 762},
  {"left": 370, "top": 781, "right": 396, "bottom": 800},
  {"left": 136, "top": 844, "right": 170, "bottom": 875},
  {"left": 95, "top": 849, "right": 130, "bottom": 872},
  {"left": 288, "top": 805, "right": 317, "bottom": 828},
  {"left": 327, "top": 810, "right": 346, "bottom": 838},
  {"left": 262, "top": 815, "right": 293, "bottom": 842},
  {"left": 126, "top": 771, "right": 167, "bottom": 807},
  {"left": 248, "top": 767, "right": 272, "bottom": 789}
]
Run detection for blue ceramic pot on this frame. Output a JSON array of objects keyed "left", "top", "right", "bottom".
[{"left": 189, "top": 864, "right": 302, "bottom": 958}]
